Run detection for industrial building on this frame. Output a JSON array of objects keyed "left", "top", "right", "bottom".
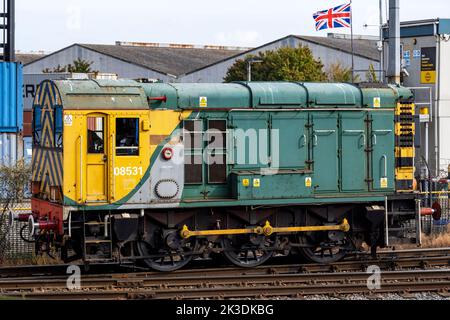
[
  {"left": 22, "top": 42, "right": 248, "bottom": 82},
  {"left": 181, "top": 34, "right": 381, "bottom": 83},
  {"left": 383, "top": 19, "right": 450, "bottom": 176},
  {"left": 22, "top": 34, "right": 380, "bottom": 84}
]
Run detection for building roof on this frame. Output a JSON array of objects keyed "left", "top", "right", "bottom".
[
  {"left": 382, "top": 18, "right": 450, "bottom": 37},
  {"left": 295, "top": 35, "right": 380, "bottom": 61},
  {"left": 182, "top": 34, "right": 380, "bottom": 76},
  {"left": 16, "top": 53, "right": 47, "bottom": 64},
  {"left": 23, "top": 35, "right": 380, "bottom": 78},
  {"left": 78, "top": 43, "right": 245, "bottom": 77}
]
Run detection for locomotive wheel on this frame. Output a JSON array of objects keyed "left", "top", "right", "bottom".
[
  {"left": 297, "top": 232, "right": 348, "bottom": 264},
  {"left": 221, "top": 234, "right": 274, "bottom": 268},
  {"left": 135, "top": 238, "right": 197, "bottom": 272},
  {"left": 298, "top": 245, "right": 347, "bottom": 264}
]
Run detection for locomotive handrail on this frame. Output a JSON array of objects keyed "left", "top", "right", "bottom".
[
  {"left": 381, "top": 155, "right": 388, "bottom": 177},
  {"left": 313, "top": 134, "right": 318, "bottom": 146},
  {"left": 361, "top": 133, "right": 366, "bottom": 148},
  {"left": 372, "top": 130, "right": 392, "bottom": 146},
  {"left": 111, "top": 133, "right": 115, "bottom": 201},
  {"left": 79, "top": 135, "right": 83, "bottom": 202},
  {"left": 299, "top": 134, "right": 307, "bottom": 148},
  {"left": 314, "top": 129, "right": 336, "bottom": 134},
  {"left": 342, "top": 130, "right": 364, "bottom": 134}
]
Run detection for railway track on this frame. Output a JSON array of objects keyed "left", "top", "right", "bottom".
[
  {"left": 0, "top": 247, "right": 449, "bottom": 299},
  {"left": 1, "top": 247, "right": 449, "bottom": 279},
  {"left": 1, "top": 269, "right": 449, "bottom": 300}
]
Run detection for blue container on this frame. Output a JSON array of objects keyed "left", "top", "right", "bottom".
[{"left": 0, "top": 62, "right": 23, "bottom": 133}]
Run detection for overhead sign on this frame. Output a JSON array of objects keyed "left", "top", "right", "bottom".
[{"left": 421, "top": 47, "right": 436, "bottom": 84}]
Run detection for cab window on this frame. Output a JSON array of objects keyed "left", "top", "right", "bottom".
[
  {"left": 116, "top": 118, "right": 139, "bottom": 156},
  {"left": 33, "top": 107, "right": 42, "bottom": 145},
  {"left": 87, "top": 117, "right": 104, "bottom": 154},
  {"left": 54, "top": 106, "right": 63, "bottom": 148}
]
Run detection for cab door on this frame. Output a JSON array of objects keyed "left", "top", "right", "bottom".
[{"left": 86, "top": 115, "right": 108, "bottom": 202}]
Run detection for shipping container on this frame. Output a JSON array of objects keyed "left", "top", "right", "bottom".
[
  {"left": 0, "top": 133, "right": 23, "bottom": 166},
  {"left": 0, "top": 62, "right": 23, "bottom": 132}
]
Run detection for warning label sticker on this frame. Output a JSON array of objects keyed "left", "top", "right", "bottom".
[
  {"left": 199, "top": 97, "right": 208, "bottom": 108},
  {"left": 380, "top": 178, "right": 388, "bottom": 189},
  {"left": 373, "top": 97, "right": 381, "bottom": 108},
  {"left": 305, "top": 177, "right": 312, "bottom": 188},
  {"left": 64, "top": 115, "right": 73, "bottom": 126}
]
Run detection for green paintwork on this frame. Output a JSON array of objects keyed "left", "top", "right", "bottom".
[
  {"left": 371, "top": 112, "right": 395, "bottom": 191},
  {"left": 271, "top": 112, "right": 308, "bottom": 169},
  {"left": 311, "top": 111, "right": 339, "bottom": 193},
  {"left": 340, "top": 112, "right": 368, "bottom": 192},
  {"left": 239, "top": 82, "right": 308, "bottom": 108},
  {"left": 54, "top": 80, "right": 412, "bottom": 211},
  {"left": 180, "top": 195, "right": 388, "bottom": 209},
  {"left": 231, "top": 171, "right": 312, "bottom": 200},
  {"left": 361, "top": 88, "right": 397, "bottom": 109},
  {"left": 302, "top": 83, "right": 362, "bottom": 106},
  {"left": 142, "top": 83, "right": 251, "bottom": 109}
]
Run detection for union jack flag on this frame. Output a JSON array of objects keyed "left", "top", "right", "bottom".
[{"left": 313, "top": 3, "right": 352, "bottom": 31}]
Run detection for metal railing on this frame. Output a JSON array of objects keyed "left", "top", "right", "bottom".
[{"left": 0, "top": 202, "right": 34, "bottom": 264}]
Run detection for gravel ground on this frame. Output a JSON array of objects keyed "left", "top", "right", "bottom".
[
  {"left": 230, "top": 292, "right": 450, "bottom": 301},
  {"left": 301, "top": 292, "right": 450, "bottom": 300}
]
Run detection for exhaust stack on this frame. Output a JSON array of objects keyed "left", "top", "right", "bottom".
[{"left": 387, "top": 0, "right": 400, "bottom": 84}]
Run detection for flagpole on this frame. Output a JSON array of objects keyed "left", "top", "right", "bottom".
[{"left": 350, "top": 0, "right": 355, "bottom": 83}]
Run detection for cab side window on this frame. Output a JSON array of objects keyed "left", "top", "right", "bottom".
[
  {"left": 87, "top": 117, "right": 104, "bottom": 154},
  {"left": 33, "top": 107, "right": 42, "bottom": 145},
  {"left": 116, "top": 118, "right": 139, "bottom": 156},
  {"left": 54, "top": 106, "right": 63, "bottom": 148}
]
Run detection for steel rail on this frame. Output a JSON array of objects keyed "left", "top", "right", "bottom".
[
  {"left": 1, "top": 268, "right": 450, "bottom": 292},
  {"left": 1, "top": 247, "right": 450, "bottom": 280},
  {"left": 2, "top": 271, "right": 450, "bottom": 300}
]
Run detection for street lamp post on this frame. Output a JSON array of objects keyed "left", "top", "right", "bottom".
[{"left": 247, "top": 58, "right": 263, "bottom": 82}]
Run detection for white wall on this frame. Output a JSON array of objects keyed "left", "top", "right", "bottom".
[{"left": 438, "top": 38, "right": 450, "bottom": 171}]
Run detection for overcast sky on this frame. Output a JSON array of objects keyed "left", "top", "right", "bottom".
[{"left": 15, "top": 0, "right": 448, "bottom": 52}]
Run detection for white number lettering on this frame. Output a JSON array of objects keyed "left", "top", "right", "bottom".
[{"left": 113, "top": 167, "right": 143, "bottom": 176}]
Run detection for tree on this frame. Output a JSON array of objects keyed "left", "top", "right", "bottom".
[
  {"left": 0, "top": 160, "right": 32, "bottom": 264},
  {"left": 327, "top": 62, "right": 360, "bottom": 83},
  {"left": 365, "top": 63, "right": 379, "bottom": 83},
  {"left": 43, "top": 58, "right": 97, "bottom": 73},
  {"left": 224, "top": 46, "right": 327, "bottom": 82}
]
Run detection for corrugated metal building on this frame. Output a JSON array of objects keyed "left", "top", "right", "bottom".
[
  {"left": 23, "top": 42, "right": 247, "bottom": 83},
  {"left": 182, "top": 34, "right": 381, "bottom": 83},
  {"left": 23, "top": 34, "right": 380, "bottom": 83}
]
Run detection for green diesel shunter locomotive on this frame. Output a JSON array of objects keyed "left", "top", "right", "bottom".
[{"left": 29, "top": 80, "right": 418, "bottom": 271}]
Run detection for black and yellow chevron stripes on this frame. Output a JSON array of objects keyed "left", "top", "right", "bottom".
[
  {"left": 32, "top": 81, "right": 64, "bottom": 198},
  {"left": 395, "top": 103, "right": 415, "bottom": 192}
]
